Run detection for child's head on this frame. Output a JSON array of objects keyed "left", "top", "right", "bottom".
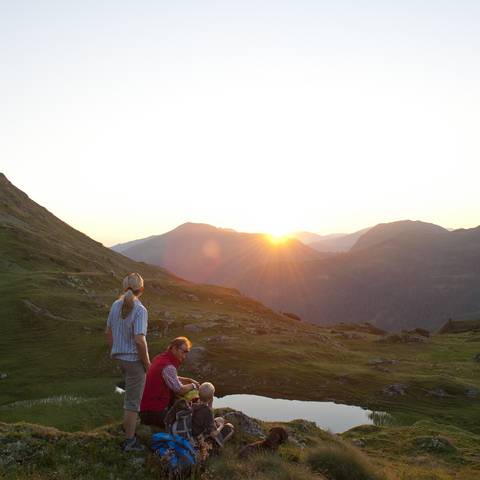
[{"left": 199, "top": 382, "right": 215, "bottom": 403}]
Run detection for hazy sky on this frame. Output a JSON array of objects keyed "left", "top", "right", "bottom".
[{"left": 2, "top": 1, "right": 479, "bottom": 246}]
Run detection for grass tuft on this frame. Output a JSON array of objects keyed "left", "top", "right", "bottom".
[{"left": 306, "top": 442, "right": 384, "bottom": 480}]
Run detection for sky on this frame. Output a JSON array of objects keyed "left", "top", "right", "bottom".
[{"left": 1, "top": 1, "right": 479, "bottom": 246}]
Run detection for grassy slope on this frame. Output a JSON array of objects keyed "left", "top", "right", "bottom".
[{"left": 1, "top": 173, "right": 480, "bottom": 478}]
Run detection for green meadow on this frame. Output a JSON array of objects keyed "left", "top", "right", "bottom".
[{"left": 1, "top": 268, "right": 480, "bottom": 479}]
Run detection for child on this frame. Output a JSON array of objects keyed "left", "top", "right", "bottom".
[{"left": 191, "top": 382, "right": 234, "bottom": 447}]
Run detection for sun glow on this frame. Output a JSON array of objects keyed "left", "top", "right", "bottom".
[{"left": 266, "top": 233, "right": 289, "bottom": 246}]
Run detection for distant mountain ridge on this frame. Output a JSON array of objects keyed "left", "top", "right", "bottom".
[
  {"left": 309, "top": 227, "right": 371, "bottom": 252},
  {"left": 112, "top": 222, "right": 325, "bottom": 286},
  {"left": 115, "top": 218, "right": 480, "bottom": 331}
]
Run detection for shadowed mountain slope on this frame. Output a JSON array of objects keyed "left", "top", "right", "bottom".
[
  {"left": 0, "top": 173, "right": 302, "bottom": 408},
  {"left": 112, "top": 222, "right": 325, "bottom": 286},
  {"left": 308, "top": 227, "right": 371, "bottom": 252},
  {"left": 115, "top": 216, "right": 480, "bottom": 331},
  {"left": 236, "top": 220, "right": 480, "bottom": 330}
]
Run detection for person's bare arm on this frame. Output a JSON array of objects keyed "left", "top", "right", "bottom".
[
  {"left": 135, "top": 334, "right": 151, "bottom": 371},
  {"left": 177, "top": 383, "right": 198, "bottom": 395}
]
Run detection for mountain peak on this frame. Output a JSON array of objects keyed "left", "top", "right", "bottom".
[{"left": 351, "top": 220, "right": 449, "bottom": 252}]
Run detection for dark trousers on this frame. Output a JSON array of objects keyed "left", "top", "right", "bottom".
[{"left": 139, "top": 409, "right": 168, "bottom": 429}]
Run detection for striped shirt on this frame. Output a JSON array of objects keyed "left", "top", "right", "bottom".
[
  {"left": 162, "top": 365, "right": 183, "bottom": 393},
  {"left": 107, "top": 298, "right": 148, "bottom": 361}
]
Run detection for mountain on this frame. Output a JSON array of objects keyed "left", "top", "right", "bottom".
[
  {"left": 350, "top": 220, "right": 447, "bottom": 252},
  {"left": 235, "top": 220, "right": 480, "bottom": 330},
  {"left": 289, "top": 231, "right": 327, "bottom": 244},
  {"left": 0, "top": 173, "right": 302, "bottom": 410},
  {"left": 2, "top": 174, "right": 480, "bottom": 480},
  {"left": 112, "top": 222, "right": 325, "bottom": 286},
  {"left": 308, "top": 227, "right": 371, "bottom": 252}
]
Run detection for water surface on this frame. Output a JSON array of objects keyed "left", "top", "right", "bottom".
[{"left": 214, "top": 394, "right": 385, "bottom": 433}]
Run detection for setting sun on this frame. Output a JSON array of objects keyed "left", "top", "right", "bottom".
[{"left": 266, "top": 233, "right": 289, "bottom": 245}]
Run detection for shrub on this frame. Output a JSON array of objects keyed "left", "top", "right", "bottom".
[{"left": 306, "top": 443, "right": 384, "bottom": 480}]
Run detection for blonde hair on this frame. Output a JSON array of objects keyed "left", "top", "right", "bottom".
[
  {"left": 168, "top": 336, "right": 192, "bottom": 351},
  {"left": 199, "top": 382, "right": 215, "bottom": 402},
  {"left": 121, "top": 273, "right": 144, "bottom": 319}
]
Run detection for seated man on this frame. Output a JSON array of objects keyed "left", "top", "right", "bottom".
[
  {"left": 191, "top": 382, "right": 234, "bottom": 447},
  {"left": 140, "top": 336, "right": 199, "bottom": 428}
]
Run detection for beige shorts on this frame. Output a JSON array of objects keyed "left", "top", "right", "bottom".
[{"left": 117, "top": 360, "right": 146, "bottom": 412}]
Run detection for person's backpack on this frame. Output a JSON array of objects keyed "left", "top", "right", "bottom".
[
  {"left": 151, "top": 432, "right": 198, "bottom": 477},
  {"left": 164, "top": 399, "right": 196, "bottom": 443}
]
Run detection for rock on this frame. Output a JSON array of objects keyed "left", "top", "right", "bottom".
[
  {"left": 465, "top": 387, "right": 479, "bottom": 398},
  {"left": 163, "top": 311, "right": 176, "bottom": 319},
  {"left": 351, "top": 438, "right": 366, "bottom": 448},
  {"left": 184, "top": 346, "right": 206, "bottom": 364},
  {"left": 382, "top": 384, "right": 408, "bottom": 396},
  {"left": 473, "top": 353, "right": 480, "bottom": 362},
  {"left": 185, "top": 324, "right": 203, "bottom": 333},
  {"left": 0, "top": 373, "right": 7, "bottom": 380},
  {"left": 412, "top": 436, "right": 456, "bottom": 454},
  {"left": 425, "top": 388, "right": 451, "bottom": 398},
  {"left": 128, "top": 456, "right": 146, "bottom": 467},
  {"left": 187, "top": 294, "right": 200, "bottom": 302},
  {"left": 200, "top": 322, "right": 218, "bottom": 329},
  {"left": 340, "top": 332, "right": 364, "bottom": 340},
  {"left": 222, "top": 411, "right": 264, "bottom": 438},
  {"left": 206, "top": 335, "right": 232, "bottom": 343},
  {"left": 368, "top": 358, "right": 396, "bottom": 366}
]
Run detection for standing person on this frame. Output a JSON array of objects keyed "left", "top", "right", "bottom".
[
  {"left": 106, "top": 272, "right": 150, "bottom": 451},
  {"left": 140, "top": 337, "right": 199, "bottom": 428}
]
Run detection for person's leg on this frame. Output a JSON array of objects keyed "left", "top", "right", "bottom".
[
  {"left": 123, "top": 410, "right": 138, "bottom": 438},
  {"left": 122, "top": 360, "right": 146, "bottom": 441},
  {"left": 139, "top": 409, "right": 168, "bottom": 429}
]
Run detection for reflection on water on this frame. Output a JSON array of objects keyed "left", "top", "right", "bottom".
[
  {"left": 368, "top": 410, "right": 395, "bottom": 427},
  {"left": 214, "top": 394, "right": 391, "bottom": 433}
]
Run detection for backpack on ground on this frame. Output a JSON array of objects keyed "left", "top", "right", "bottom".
[{"left": 151, "top": 432, "right": 198, "bottom": 478}]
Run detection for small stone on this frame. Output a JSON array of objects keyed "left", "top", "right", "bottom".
[
  {"left": 185, "top": 324, "right": 203, "bottom": 333},
  {"left": 382, "top": 384, "right": 408, "bottom": 396},
  {"left": 425, "top": 388, "right": 450, "bottom": 398},
  {"left": 0, "top": 373, "right": 7, "bottom": 380},
  {"left": 465, "top": 387, "right": 479, "bottom": 398},
  {"left": 351, "top": 438, "right": 366, "bottom": 448}
]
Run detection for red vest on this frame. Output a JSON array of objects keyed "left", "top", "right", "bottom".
[{"left": 140, "top": 351, "right": 181, "bottom": 412}]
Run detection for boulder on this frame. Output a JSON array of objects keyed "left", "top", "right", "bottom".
[
  {"left": 425, "top": 388, "right": 451, "bottom": 398},
  {"left": 412, "top": 436, "right": 456, "bottom": 454},
  {"left": 382, "top": 384, "right": 408, "bottom": 396},
  {"left": 185, "top": 346, "right": 206, "bottom": 364},
  {"left": 222, "top": 411, "right": 264, "bottom": 438}
]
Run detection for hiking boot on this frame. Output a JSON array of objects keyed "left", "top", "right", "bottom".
[{"left": 123, "top": 437, "right": 145, "bottom": 452}]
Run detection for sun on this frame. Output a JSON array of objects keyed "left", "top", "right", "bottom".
[{"left": 266, "top": 232, "right": 289, "bottom": 245}]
